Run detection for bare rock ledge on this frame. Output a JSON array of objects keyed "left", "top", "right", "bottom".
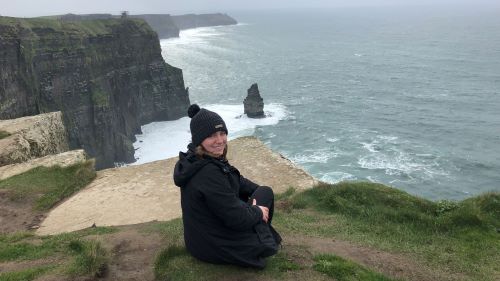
[
  {"left": 37, "top": 136, "right": 317, "bottom": 235},
  {"left": 0, "top": 150, "right": 87, "bottom": 181},
  {"left": 0, "top": 112, "right": 69, "bottom": 166}
]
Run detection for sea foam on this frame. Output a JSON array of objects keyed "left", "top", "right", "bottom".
[{"left": 132, "top": 103, "right": 288, "bottom": 165}]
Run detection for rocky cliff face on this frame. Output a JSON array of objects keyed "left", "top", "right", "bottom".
[
  {"left": 0, "top": 17, "right": 190, "bottom": 169},
  {"left": 132, "top": 14, "right": 179, "bottom": 39}
]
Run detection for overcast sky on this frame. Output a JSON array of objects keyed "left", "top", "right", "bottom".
[{"left": 1, "top": 0, "right": 498, "bottom": 17}]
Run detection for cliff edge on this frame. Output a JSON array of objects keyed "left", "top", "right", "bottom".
[
  {"left": 37, "top": 136, "right": 317, "bottom": 235},
  {"left": 0, "top": 16, "right": 190, "bottom": 169}
]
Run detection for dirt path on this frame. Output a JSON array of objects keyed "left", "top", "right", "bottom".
[
  {"left": 0, "top": 190, "right": 40, "bottom": 233},
  {"left": 37, "top": 137, "right": 317, "bottom": 235},
  {"left": 98, "top": 225, "right": 163, "bottom": 281}
]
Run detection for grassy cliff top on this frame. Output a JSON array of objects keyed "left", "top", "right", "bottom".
[
  {"left": 0, "top": 160, "right": 499, "bottom": 280},
  {"left": 0, "top": 135, "right": 498, "bottom": 280},
  {"left": 0, "top": 16, "right": 154, "bottom": 37}
]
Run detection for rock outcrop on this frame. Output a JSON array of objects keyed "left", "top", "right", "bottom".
[
  {"left": 0, "top": 112, "right": 69, "bottom": 166},
  {"left": 0, "top": 150, "right": 87, "bottom": 180},
  {"left": 0, "top": 16, "right": 190, "bottom": 169},
  {"left": 244, "top": 83, "right": 265, "bottom": 118}
]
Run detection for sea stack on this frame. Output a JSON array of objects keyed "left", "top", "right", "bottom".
[{"left": 243, "top": 83, "right": 265, "bottom": 118}]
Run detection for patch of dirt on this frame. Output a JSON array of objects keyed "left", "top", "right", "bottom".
[
  {"left": 100, "top": 224, "right": 163, "bottom": 281},
  {"left": 33, "top": 223, "right": 164, "bottom": 281},
  {"left": 0, "top": 190, "right": 45, "bottom": 233},
  {"left": 285, "top": 233, "right": 466, "bottom": 281}
]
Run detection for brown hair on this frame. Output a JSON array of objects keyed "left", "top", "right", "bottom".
[{"left": 195, "top": 144, "right": 228, "bottom": 160}]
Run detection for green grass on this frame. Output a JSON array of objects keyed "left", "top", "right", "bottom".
[
  {"left": 149, "top": 183, "right": 499, "bottom": 280},
  {"left": 0, "top": 240, "right": 56, "bottom": 261},
  {"left": 1, "top": 165, "right": 497, "bottom": 281},
  {"left": 0, "top": 130, "right": 11, "bottom": 140},
  {"left": 67, "top": 239, "right": 108, "bottom": 277},
  {"left": 0, "top": 227, "right": 114, "bottom": 279},
  {"left": 153, "top": 244, "right": 301, "bottom": 281},
  {"left": 313, "top": 254, "right": 400, "bottom": 281},
  {"left": 0, "top": 160, "right": 96, "bottom": 210},
  {"left": 150, "top": 219, "right": 303, "bottom": 281},
  {"left": 275, "top": 187, "right": 296, "bottom": 201},
  {"left": 0, "top": 227, "right": 114, "bottom": 262},
  {"left": 91, "top": 90, "right": 109, "bottom": 107},
  {"left": 0, "top": 160, "right": 109, "bottom": 280},
  {"left": 0, "top": 265, "right": 54, "bottom": 281},
  {"left": 278, "top": 182, "right": 500, "bottom": 281},
  {"left": 0, "top": 16, "right": 152, "bottom": 37}
]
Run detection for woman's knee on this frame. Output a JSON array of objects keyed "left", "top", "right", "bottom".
[
  {"left": 255, "top": 186, "right": 274, "bottom": 200},
  {"left": 251, "top": 186, "right": 274, "bottom": 207}
]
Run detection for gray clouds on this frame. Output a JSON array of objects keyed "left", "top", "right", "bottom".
[{"left": 0, "top": 0, "right": 497, "bottom": 17}]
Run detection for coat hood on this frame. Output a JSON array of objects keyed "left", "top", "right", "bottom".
[{"left": 173, "top": 144, "right": 211, "bottom": 188}]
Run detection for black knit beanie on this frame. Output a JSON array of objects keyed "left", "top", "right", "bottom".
[{"left": 188, "top": 104, "right": 228, "bottom": 147}]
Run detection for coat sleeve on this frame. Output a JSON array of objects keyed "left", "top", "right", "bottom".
[
  {"left": 197, "top": 164, "right": 263, "bottom": 231},
  {"left": 239, "top": 175, "right": 259, "bottom": 202}
]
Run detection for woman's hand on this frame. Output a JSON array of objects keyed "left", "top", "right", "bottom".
[{"left": 252, "top": 199, "right": 269, "bottom": 223}]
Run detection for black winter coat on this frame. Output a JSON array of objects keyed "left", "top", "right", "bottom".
[{"left": 173, "top": 146, "right": 273, "bottom": 268}]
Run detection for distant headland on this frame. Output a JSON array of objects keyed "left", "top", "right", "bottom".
[{"left": 52, "top": 12, "right": 238, "bottom": 39}]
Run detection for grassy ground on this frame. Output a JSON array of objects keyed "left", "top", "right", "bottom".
[
  {"left": 0, "top": 160, "right": 96, "bottom": 211},
  {"left": 0, "top": 16, "right": 152, "bottom": 37},
  {"left": 0, "top": 160, "right": 104, "bottom": 280},
  {"left": 148, "top": 218, "right": 403, "bottom": 281},
  {"left": 0, "top": 227, "right": 115, "bottom": 281},
  {"left": 278, "top": 182, "right": 500, "bottom": 281},
  {"left": 0, "top": 130, "right": 10, "bottom": 140},
  {"left": 146, "top": 182, "right": 499, "bottom": 281},
  {"left": 0, "top": 167, "right": 498, "bottom": 281}
]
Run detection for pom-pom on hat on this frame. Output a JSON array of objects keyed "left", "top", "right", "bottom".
[{"left": 188, "top": 104, "right": 228, "bottom": 147}]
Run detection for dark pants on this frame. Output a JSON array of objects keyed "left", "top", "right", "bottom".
[
  {"left": 249, "top": 186, "right": 275, "bottom": 223},
  {"left": 249, "top": 186, "right": 281, "bottom": 257}
]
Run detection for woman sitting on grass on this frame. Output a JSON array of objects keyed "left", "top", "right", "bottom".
[{"left": 174, "top": 104, "right": 281, "bottom": 269}]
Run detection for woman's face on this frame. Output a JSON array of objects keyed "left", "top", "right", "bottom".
[{"left": 201, "top": 131, "right": 227, "bottom": 157}]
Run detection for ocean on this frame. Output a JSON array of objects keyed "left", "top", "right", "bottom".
[{"left": 133, "top": 5, "right": 500, "bottom": 200}]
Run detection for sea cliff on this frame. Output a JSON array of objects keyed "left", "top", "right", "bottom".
[
  {"left": 132, "top": 14, "right": 180, "bottom": 38},
  {"left": 0, "top": 16, "right": 190, "bottom": 169},
  {"left": 51, "top": 13, "right": 238, "bottom": 39},
  {"left": 116, "top": 13, "right": 238, "bottom": 39},
  {"left": 171, "top": 13, "right": 237, "bottom": 30}
]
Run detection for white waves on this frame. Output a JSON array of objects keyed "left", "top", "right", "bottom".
[
  {"left": 319, "top": 172, "right": 356, "bottom": 183},
  {"left": 289, "top": 149, "right": 339, "bottom": 164},
  {"left": 357, "top": 135, "right": 448, "bottom": 180},
  {"left": 132, "top": 103, "right": 288, "bottom": 165},
  {"left": 160, "top": 27, "right": 225, "bottom": 46}
]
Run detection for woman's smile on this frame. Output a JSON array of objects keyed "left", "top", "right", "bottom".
[{"left": 201, "top": 131, "right": 227, "bottom": 156}]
